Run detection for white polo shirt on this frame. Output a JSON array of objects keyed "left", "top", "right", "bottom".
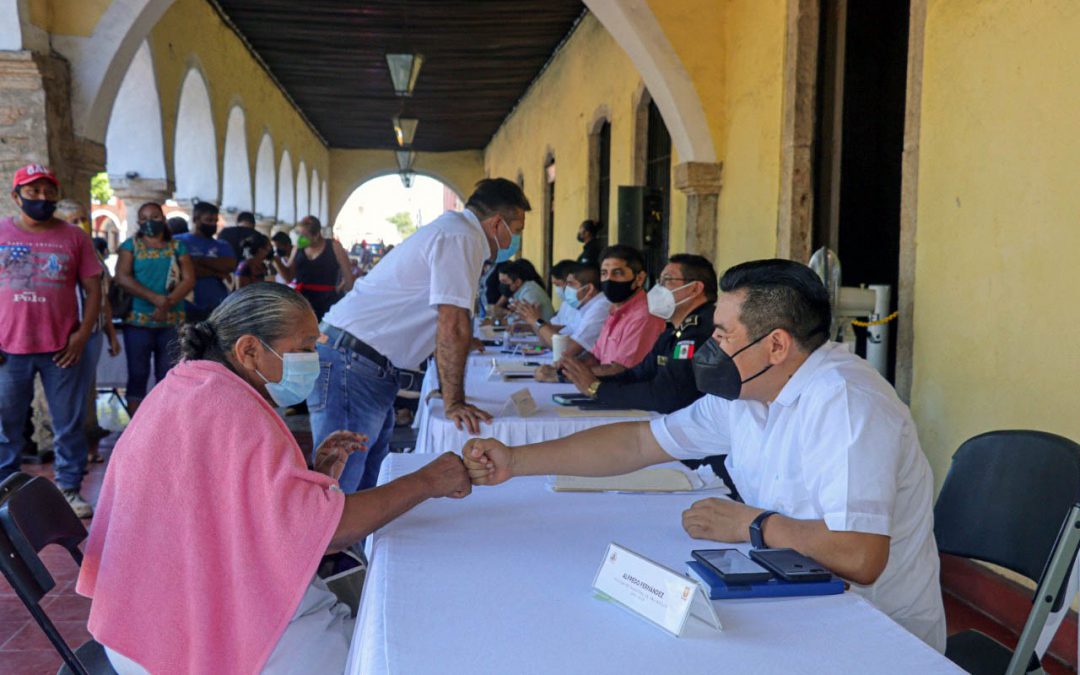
[
  {"left": 560, "top": 293, "right": 611, "bottom": 352},
  {"left": 649, "top": 342, "right": 946, "bottom": 652},
  {"left": 323, "top": 209, "right": 489, "bottom": 369},
  {"left": 551, "top": 293, "right": 578, "bottom": 327}
]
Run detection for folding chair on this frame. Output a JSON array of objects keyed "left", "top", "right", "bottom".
[
  {"left": 934, "top": 430, "right": 1080, "bottom": 675},
  {"left": 0, "top": 473, "right": 115, "bottom": 675}
]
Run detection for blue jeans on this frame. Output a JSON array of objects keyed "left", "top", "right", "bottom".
[
  {"left": 123, "top": 325, "right": 177, "bottom": 401},
  {"left": 308, "top": 340, "right": 398, "bottom": 494},
  {"left": 0, "top": 349, "right": 91, "bottom": 490}
]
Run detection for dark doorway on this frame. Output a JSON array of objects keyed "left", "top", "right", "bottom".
[
  {"left": 813, "top": 0, "right": 909, "bottom": 382},
  {"left": 597, "top": 120, "right": 612, "bottom": 246},
  {"left": 644, "top": 99, "right": 671, "bottom": 285}
]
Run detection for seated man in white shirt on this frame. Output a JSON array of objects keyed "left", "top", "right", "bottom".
[
  {"left": 528, "top": 263, "right": 609, "bottom": 361},
  {"left": 463, "top": 258, "right": 946, "bottom": 652}
]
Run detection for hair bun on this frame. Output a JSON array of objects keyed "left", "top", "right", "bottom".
[{"left": 178, "top": 320, "right": 218, "bottom": 360}]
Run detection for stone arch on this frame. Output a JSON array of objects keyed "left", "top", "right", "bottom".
[
  {"left": 583, "top": 0, "right": 716, "bottom": 163},
  {"left": 296, "top": 160, "right": 309, "bottom": 219},
  {"left": 254, "top": 132, "right": 276, "bottom": 220},
  {"left": 106, "top": 41, "right": 167, "bottom": 181},
  {"left": 277, "top": 149, "right": 295, "bottom": 225},
  {"left": 331, "top": 169, "right": 466, "bottom": 224},
  {"left": 58, "top": 0, "right": 179, "bottom": 143},
  {"left": 173, "top": 67, "right": 218, "bottom": 202},
  {"left": 221, "top": 105, "right": 253, "bottom": 212}
]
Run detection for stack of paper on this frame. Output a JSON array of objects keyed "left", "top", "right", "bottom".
[{"left": 551, "top": 468, "right": 705, "bottom": 493}]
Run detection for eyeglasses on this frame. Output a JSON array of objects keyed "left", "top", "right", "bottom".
[{"left": 658, "top": 276, "right": 687, "bottom": 285}]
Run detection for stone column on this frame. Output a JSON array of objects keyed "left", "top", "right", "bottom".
[
  {"left": 674, "top": 161, "right": 723, "bottom": 261},
  {"left": 110, "top": 175, "right": 172, "bottom": 238},
  {"left": 0, "top": 51, "right": 105, "bottom": 219}
]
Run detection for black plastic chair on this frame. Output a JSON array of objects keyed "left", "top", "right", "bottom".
[
  {"left": 934, "top": 430, "right": 1080, "bottom": 675},
  {"left": 0, "top": 473, "right": 115, "bottom": 675}
]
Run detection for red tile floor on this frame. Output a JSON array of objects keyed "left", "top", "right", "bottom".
[{"left": 1, "top": 426, "right": 1074, "bottom": 673}]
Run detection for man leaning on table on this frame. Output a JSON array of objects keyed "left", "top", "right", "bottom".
[
  {"left": 311, "top": 178, "right": 530, "bottom": 493},
  {"left": 463, "top": 258, "right": 946, "bottom": 652}
]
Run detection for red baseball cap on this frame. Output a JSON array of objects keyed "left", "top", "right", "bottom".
[{"left": 12, "top": 164, "right": 59, "bottom": 191}]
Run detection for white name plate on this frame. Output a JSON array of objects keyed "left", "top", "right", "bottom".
[
  {"left": 592, "top": 542, "right": 721, "bottom": 637},
  {"left": 501, "top": 387, "right": 538, "bottom": 417}
]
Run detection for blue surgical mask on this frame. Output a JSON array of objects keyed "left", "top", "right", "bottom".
[
  {"left": 256, "top": 341, "right": 320, "bottom": 407},
  {"left": 564, "top": 284, "right": 583, "bottom": 309},
  {"left": 494, "top": 218, "right": 521, "bottom": 263}
]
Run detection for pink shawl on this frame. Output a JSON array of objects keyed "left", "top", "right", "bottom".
[{"left": 76, "top": 360, "right": 345, "bottom": 674}]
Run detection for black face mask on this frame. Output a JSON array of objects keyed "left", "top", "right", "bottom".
[
  {"left": 601, "top": 279, "right": 636, "bottom": 304},
  {"left": 499, "top": 283, "right": 514, "bottom": 298},
  {"left": 198, "top": 224, "right": 217, "bottom": 238},
  {"left": 577, "top": 232, "right": 586, "bottom": 243},
  {"left": 19, "top": 198, "right": 57, "bottom": 222},
  {"left": 692, "top": 332, "right": 773, "bottom": 400},
  {"left": 274, "top": 247, "right": 289, "bottom": 258},
  {"left": 139, "top": 220, "right": 166, "bottom": 237}
]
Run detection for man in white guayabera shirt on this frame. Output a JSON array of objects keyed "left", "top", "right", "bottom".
[
  {"left": 312, "top": 178, "right": 530, "bottom": 494},
  {"left": 462, "top": 258, "right": 946, "bottom": 652}
]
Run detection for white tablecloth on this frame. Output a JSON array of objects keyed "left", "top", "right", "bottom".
[
  {"left": 413, "top": 353, "right": 656, "bottom": 454},
  {"left": 347, "top": 454, "right": 960, "bottom": 675}
]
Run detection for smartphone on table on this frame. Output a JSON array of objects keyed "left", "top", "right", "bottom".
[
  {"left": 749, "top": 548, "right": 832, "bottom": 582},
  {"left": 691, "top": 548, "right": 773, "bottom": 584}
]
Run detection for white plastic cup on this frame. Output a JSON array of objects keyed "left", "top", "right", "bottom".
[{"left": 552, "top": 333, "right": 569, "bottom": 362}]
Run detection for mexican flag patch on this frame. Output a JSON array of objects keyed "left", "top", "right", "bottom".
[{"left": 673, "top": 340, "right": 695, "bottom": 360}]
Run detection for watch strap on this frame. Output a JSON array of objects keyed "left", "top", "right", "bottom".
[{"left": 749, "top": 510, "right": 778, "bottom": 549}]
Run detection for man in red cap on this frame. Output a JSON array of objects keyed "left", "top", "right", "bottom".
[{"left": 0, "top": 164, "right": 102, "bottom": 517}]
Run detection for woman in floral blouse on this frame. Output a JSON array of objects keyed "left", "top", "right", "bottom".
[{"left": 113, "top": 203, "right": 195, "bottom": 414}]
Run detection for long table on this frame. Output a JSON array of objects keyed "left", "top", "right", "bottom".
[
  {"left": 347, "top": 454, "right": 961, "bottom": 674},
  {"left": 412, "top": 351, "right": 657, "bottom": 454}
]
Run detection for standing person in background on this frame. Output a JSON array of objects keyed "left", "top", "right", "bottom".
[
  {"left": 278, "top": 216, "right": 353, "bottom": 321},
  {"left": 167, "top": 216, "right": 189, "bottom": 236},
  {"left": 235, "top": 231, "right": 273, "bottom": 288},
  {"left": 312, "top": 178, "right": 530, "bottom": 493},
  {"left": 0, "top": 165, "right": 102, "bottom": 517},
  {"left": 271, "top": 231, "right": 294, "bottom": 285},
  {"left": 55, "top": 200, "right": 120, "bottom": 451},
  {"left": 576, "top": 219, "right": 603, "bottom": 266},
  {"left": 114, "top": 202, "right": 196, "bottom": 415},
  {"left": 217, "top": 210, "right": 256, "bottom": 258},
  {"left": 176, "top": 202, "right": 235, "bottom": 322}
]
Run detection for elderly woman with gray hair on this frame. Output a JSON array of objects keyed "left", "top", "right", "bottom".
[{"left": 76, "top": 283, "right": 472, "bottom": 674}]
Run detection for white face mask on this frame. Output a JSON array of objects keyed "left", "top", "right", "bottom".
[{"left": 647, "top": 282, "right": 695, "bottom": 320}]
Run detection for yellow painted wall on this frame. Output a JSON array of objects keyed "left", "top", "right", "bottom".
[
  {"left": 484, "top": 13, "right": 671, "bottom": 269},
  {"left": 146, "top": 0, "right": 328, "bottom": 207},
  {"left": 911, "top": 0, "right": 1080, "bottom": 491},
  {"left": 484, "top": 5, "right": 786, "bottom": 275},
  {"left": 328, "top": 149, "right": 485, "bottom": 224},
  {"left": 27, "top": 0, "right": 109, "bottom": 36},
  {"left": 648, "top": 0, "right": 787, "bottom": 272}
]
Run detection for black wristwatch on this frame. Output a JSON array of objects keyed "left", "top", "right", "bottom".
[
  {"left": 534, "top": 318, "right": 547, "bottom": 330},
  {"left": 749, "top": 510, "right": 778, "bottom": 549}
]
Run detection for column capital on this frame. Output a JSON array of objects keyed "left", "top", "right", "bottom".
[{"left": 674, "top": 161, "right": 723, "bottom": 196}]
